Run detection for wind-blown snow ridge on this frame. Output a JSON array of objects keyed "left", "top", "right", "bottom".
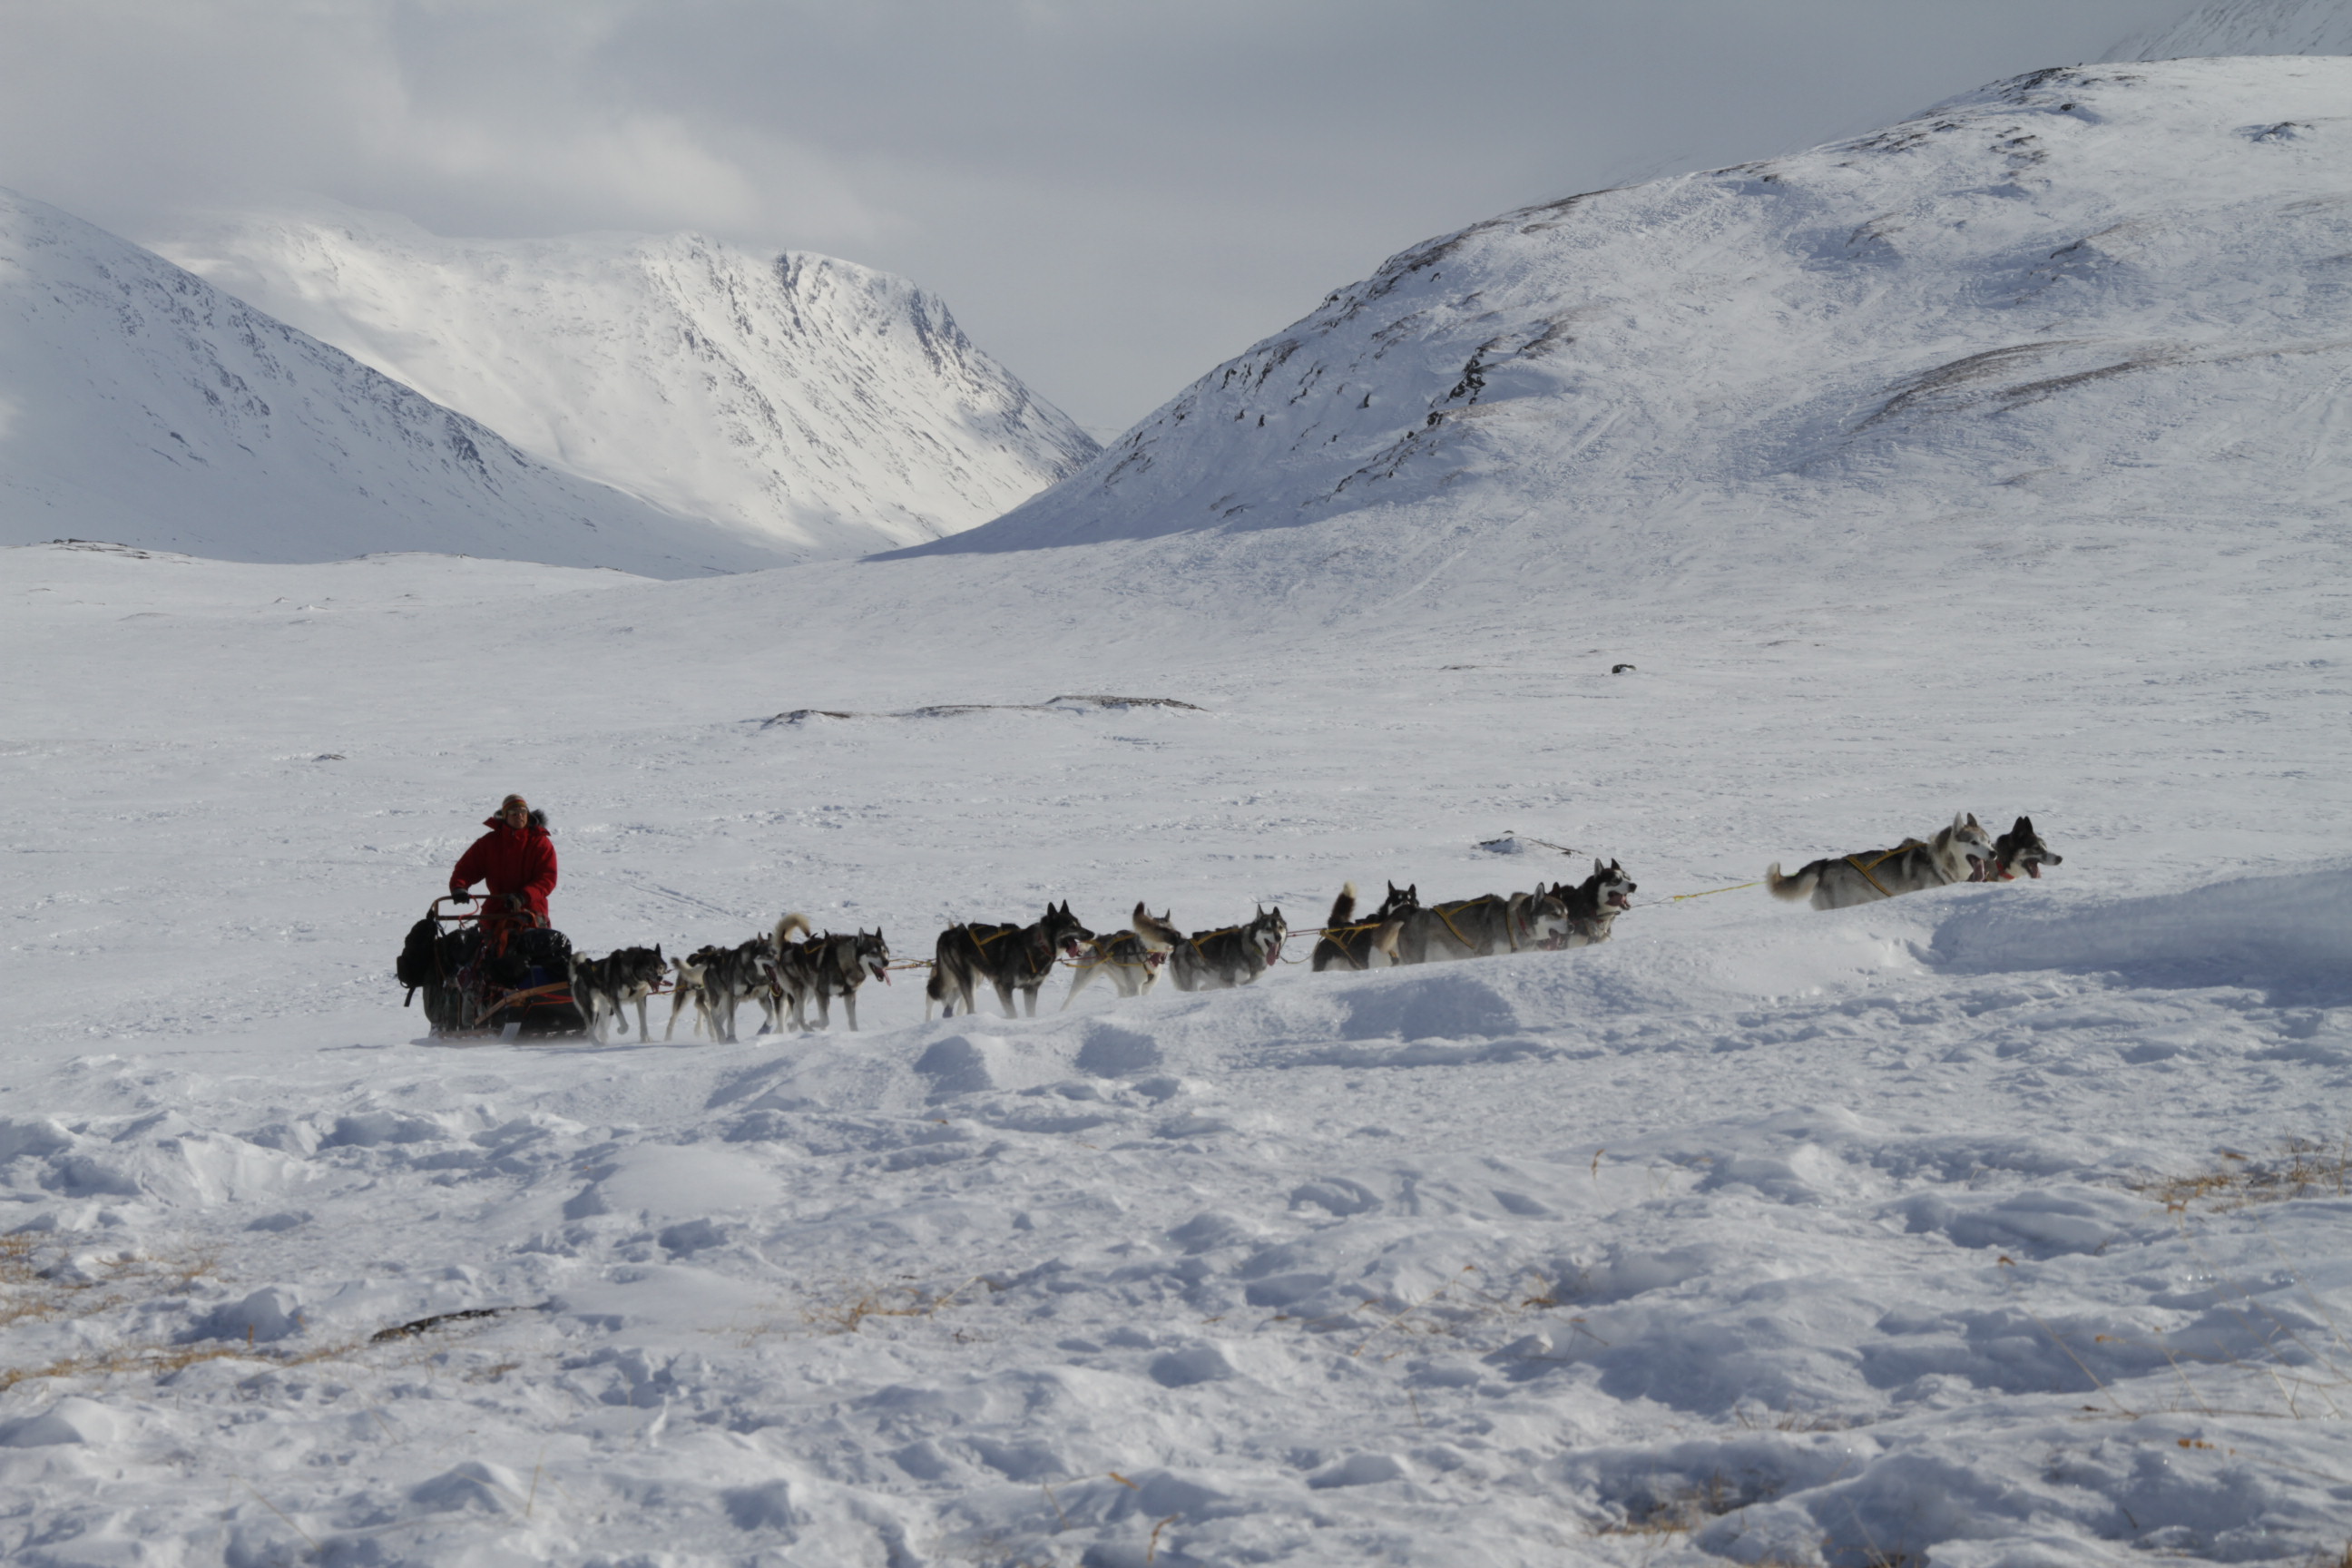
[
  {"left": 0, "top": 189, "right": 791, "bottom": 576},
  {"left": 156, "top": 207, "right": 1099, "bottom": 560},
  {"left": 2108, "top": 0, "right": 2352, "bottom": 60},
  {"left": 921, "top": 59, "right": 2352, "bottom": 615}
]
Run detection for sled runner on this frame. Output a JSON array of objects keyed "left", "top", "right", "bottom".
[{"left": 397, "top": 895, "right": 589, "bottom": 1038}]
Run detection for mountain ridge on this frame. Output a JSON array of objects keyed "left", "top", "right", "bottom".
[
  {"left": 899, "top": 57, "right": 2352, "bottom": 627},
  {"left": 152, "top": 206, "right": 1099, "bottom": 560},
  {"left": 0, "top": 188, "right": 797, "bottom": 576}
]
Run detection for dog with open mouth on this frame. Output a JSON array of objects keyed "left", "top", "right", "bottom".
[{"left": 1767, "top": 813, "right": 1995, "bottom": 910}]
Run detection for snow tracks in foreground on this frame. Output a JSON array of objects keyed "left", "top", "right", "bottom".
[{"left": 3, "top": 870, "right": 2348, "bottom": 1565}]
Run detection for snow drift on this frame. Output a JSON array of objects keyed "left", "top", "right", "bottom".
[
  {"left": 155, "top": 206, "right": 1099, "bottom": 560},
  {"left": 0, "top": 189, "right": 790, "bottom": 576}
]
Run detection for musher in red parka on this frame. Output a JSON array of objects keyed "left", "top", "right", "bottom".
[{"left": 449, "top": 794, "right": 558, "bottom": 926}]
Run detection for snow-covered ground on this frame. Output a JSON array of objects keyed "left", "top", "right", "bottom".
[
  {"left": 5, "top": 54, "right": 2352, "bottom": 1568},
  {"left": 154, "top": 208, "right": 1098, "bottom": 561}
]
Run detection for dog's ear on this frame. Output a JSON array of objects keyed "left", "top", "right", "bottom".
[{"left": 2013, "top": 816, "right": 2034, "bottom": 836}]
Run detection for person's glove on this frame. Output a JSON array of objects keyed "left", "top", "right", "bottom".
[
  {"left": 449, "top": 890, "right": 473, "bottom": 905},
  {"left": 505, "top": 893, "right": 530, "bottom": 912}
]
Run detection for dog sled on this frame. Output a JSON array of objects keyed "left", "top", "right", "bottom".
[{"left": 396, "top": 896, "right": 589, "bottom": 1039}]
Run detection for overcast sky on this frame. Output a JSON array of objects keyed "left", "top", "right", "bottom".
[{"left": 3, "top": 1, "right": 2190, "bottom": 435}]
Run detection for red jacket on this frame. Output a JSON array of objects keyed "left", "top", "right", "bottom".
[{"left": 449, "top": 818, "right": 558, "bottom": 917}]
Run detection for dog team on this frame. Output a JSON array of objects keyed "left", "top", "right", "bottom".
[{"left": 564, "top": 812, "right": 2062, "bottom": 1044}]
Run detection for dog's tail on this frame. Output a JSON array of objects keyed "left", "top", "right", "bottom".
[
  {"left": 1325, "top": 881, "right": 1357, "bottom": 931},
  {"left": 1130, "top": 902, "right": 1182, "bottom": 953},
  {"left": 1764, "top": 862, "right": 1818, "bottom": 903},
  {"left": 774, "top": 912, "right": 812, "bottom": 948}
]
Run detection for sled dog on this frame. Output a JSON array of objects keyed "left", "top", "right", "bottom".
[
  {"left": 1167, "top": 906, "right": 1288, "bottom": 991},
  {"left": 701, "top": 933, "right": 779, "bottom": 1043},
  {"left": 569, "top": 944, "right": 667, "bottom": 1044},
  {"left": 1988, "top": 816, "right": 2063, "bottom": 882},
  {"left": 1392, "top": 887, "right": 1571, "bottom": 965},
  {"left": 1542, "top": 859, "right": 1638, "bottom": 948},
  {"left": 754, "top": 914, "right": 817, "bottom": 1033},
  {"left": 1310, "top": 882, "right": 1416, "bottom": 972},
  {"left": 664, "top": 947, "right": 720, "bottom": 1040},
  {"left": 1766, "top": 813, "right": 1995, "bottom": 910},
  {"left": 1063, "top": 904, "right": 1181, "bottom": 1009},
  {"left": 777, "top": 927, "right": 890, "bottom": 1032},
  {"left": 928, "top": 902, "right": 1094, "bottom": 1018}
]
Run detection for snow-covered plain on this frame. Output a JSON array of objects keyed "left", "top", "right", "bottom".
[
  {"left": 5, "top": 55, "right": 2352, "bottom": 1568},
  {"left": 154, "top": 209, "right": 1098, "bottom": 561}
]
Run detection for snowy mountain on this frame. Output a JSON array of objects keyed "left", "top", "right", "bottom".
[
  {"left": 154, "top": 209, "right": 1100, "bottom": 559},
  {"left": 0, "top": 189, "right": 791, "bottom": 576},
  {"left": 926, "top": 58, "right": 2352, "bottom": 626},
  {"left": 2108, "top": 0, "right": 2352, "bottom": 59}
]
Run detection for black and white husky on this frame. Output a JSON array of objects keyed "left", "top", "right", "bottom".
[
  {"left": 1310, "top": 882, "right": 1416, "bottom": 972},
  {"left": 1167, "top": 906, "right": 1288, "bottom": 991},
  {"left": 1541, "top": 859, "right": 1638, "bottom": 948},
  {"left": 1766, "top": 813, "right": 1995, "bottom": 910},
  {"left": 569, "top": 944, "right": 667, "bottom": 1044},
  {"left": 701, "top": 932, "right": 780, "bottom": 1043},
  {"left": 1063, "top": 903, "right": 1181, "bottom": 1008},
  {"left": 773, "top": 924, "right": 890, "bottom": 1032},
  {"left": 928, "top": 902, "right": 1094, "bottom": 1018},
  {"left": 1392, "top": 887, "right": 1572, "bottom": 965},
  {"left": 1988, "top": 816, "right": 2063, "bottom": 883}
]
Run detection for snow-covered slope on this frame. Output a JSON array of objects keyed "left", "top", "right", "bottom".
[
  {"left": 2109, "top": 0, "right": 2352, "bottom": 59},
  {"left": 155, "top": 209, "right": 1100, "bottom": 559},
  {"left": 926, "top": 59, "right": 2352, "bottom": 624},
  {"left": 0, "top": 190, "right": 792, "bottom": 576}
]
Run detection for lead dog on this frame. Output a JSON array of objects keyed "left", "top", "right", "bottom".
[
  {"left": 1988, "top": 816, "right": 2063, "bottom": 882},
  {"left": 1766, "top": 813, "right": 1995, "bottom": 910},
  {"left": 928, "top": 901, "right": 1094, "bottom": 1018},
  {"left": 1392, "top": 887, "right": 1571, "bottom": 965},
  {"left": 1540, "top": 859, "right": 1638, "bottom": 948},
  {"left": 1063, "top": 904, "right": 1181, "bottom": 1009},
  {"left": 569, "top": 944, "right": 668, "bottom": 1044},
  {"left": 1310, "top": 882, "right": 1416, "bottom": 972},
  {"left": 1167, "top": 906, "right": 1289, "bottom": 991}
]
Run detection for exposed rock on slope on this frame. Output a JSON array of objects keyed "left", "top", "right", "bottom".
[
  {"left": 156, "top": 209, "right": 1099, "bottom": 560},
  {"left": 0, "top": 189, "right": 788, "bottom": 576},
  {"left": 918, "top": 60, "right": 2352, "bottom": 619}
]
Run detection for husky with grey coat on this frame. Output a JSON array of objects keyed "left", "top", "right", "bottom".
[
  {"left": 569, "top": 944, "right": 668, "bottom": 1044},
  {"left": 773, "top": 926, "right": 890, "bottom": 1032},
  {"left": 1766, "top": 813, "right": 1995, "bottom": 910},
  {"left": 701, "top": 932, "right": 779, "bottom": 1043},
  {"left": 1167, "top": 906, "right": 1288, "bottom": 991},
  {"left": 1540, "top": 859, "right": 1639, "bottom": 948},
  {"left": 1392, "top": 887, "right": 1573, "bottom": 965},
  {"left": 1063, "top": 903, "right": 1181, "bottom": 1008}
]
